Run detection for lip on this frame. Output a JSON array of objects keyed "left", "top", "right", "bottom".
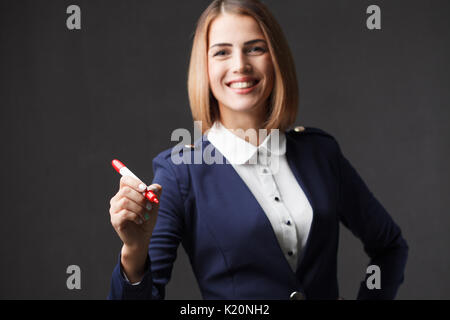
[
  {"left": 226, "top": 77, "right": 259, "bottom": 86},
  {"left": 226, "top": 79, "right": 260, "bottom": 94}
]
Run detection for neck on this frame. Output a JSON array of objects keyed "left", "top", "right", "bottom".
[{"left": 218, "top": 105, "right": 267, "bottom": 146}]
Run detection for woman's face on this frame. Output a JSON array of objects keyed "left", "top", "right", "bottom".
[{"left": 207, "top": 13, "right": 274, "bottom": 118}]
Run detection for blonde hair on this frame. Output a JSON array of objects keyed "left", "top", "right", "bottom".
[{"left": 188, "top": 0, "right": 299, "bottom": 133}]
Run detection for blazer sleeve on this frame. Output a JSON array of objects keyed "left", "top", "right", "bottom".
[
  {"left": 335, "top": 141, "right": 409, "bottom": 300},
  {"left": 108, "top": 152, "right": 186, "bottom": 300}
]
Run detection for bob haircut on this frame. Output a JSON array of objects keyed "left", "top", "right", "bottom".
[{"left": 188, "top": 0, "right": 299, "bottom": 134}]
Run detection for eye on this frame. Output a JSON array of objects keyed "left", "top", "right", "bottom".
[
  {"left": 248, "top": 46, "right": 266, "bottom": 54},
  {"left": 213, "top": 50, "right": 228, "bottom": 57}
]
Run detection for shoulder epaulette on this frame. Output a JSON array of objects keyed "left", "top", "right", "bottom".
[
  {"left": 166, "top": 138, "right": 203, "bottom": 160},
  {"left": 288, "top": 126, "right": 335, "bottom": 140}
]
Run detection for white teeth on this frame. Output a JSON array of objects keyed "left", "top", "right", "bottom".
[{"left": 229, "top": 81, "right": 256, "bottom": 89}]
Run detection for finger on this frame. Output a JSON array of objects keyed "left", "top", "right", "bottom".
[
  {"left": 109, "top": 194, "right": 118, "bottom": 206},
  {"left": 145, "top": 184, "right": 162, "bottom": 211},
  {"left": 118, "top": 185, "right": 147, "bottom": 207},
  {"left": 114, "top": 209, "right": 144, "bottom": 227},
  {"left": 147, "top": 183, "right": 162, "bottom": 197},
  {"left": 110, "top": 185, "right": 152, "bottom": 219},
  {"left": 120, "top": 175, "right": 147, "bottom": 194},
  {"left": 111, "top": 197, "right": 147, "bottom": 222}
]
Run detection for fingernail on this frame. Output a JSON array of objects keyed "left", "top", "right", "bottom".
[
  {"left": 139, "top": 184, "right": 146, "bottom": 191},
  {"left": 146, "top": 203, "right": 152, "bottom": 211},
  {"left": 137, "top": 218, "right": 143, "bottom": 225},
  {"left": 144, "top": 212, "right": 150, "bottom": 221}
]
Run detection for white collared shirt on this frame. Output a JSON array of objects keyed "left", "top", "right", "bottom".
[{"left": 207, "top": 121, "right": 313, "bottom": 272}]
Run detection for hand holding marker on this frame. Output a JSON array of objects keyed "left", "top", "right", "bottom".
[
  {"left": 110, "top": 160, "right": 161, "bottom": 283},
  {"left": 111, "top": 159, "right": 159, "bottom": 209}
]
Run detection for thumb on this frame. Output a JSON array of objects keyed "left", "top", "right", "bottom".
[{"left": 147, "top": 183, "right": 162, "bottom": 198}]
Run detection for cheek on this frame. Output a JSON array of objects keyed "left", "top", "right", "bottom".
[
  {"left": 210, "top": 67, "right": 230, "bottom": 99},
  {"left": 208, "top": 63, "right": 222, "bottom": 88}
]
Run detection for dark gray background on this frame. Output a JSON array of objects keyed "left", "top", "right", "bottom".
[{"left": 0, "top": 0, "right": 449, "bottom": 299}]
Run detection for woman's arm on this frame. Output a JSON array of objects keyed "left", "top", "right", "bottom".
[
  {"left": 108, "top": 151, "right": 186, "bottom": 300},
  {"left": 336, "top": 141, "right": 409, "bottom": 300}
]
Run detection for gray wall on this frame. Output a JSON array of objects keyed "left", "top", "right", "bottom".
[{"left": 0, "top": 0, "right": 448, "bottom": 299}]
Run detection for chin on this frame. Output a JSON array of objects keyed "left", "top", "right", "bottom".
[{"left": 225, "top": 98, "right": 262, "bottom": 112}]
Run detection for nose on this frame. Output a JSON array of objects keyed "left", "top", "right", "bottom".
[{"left": 232, "top": 51, "right": 252, "bottom": 74}]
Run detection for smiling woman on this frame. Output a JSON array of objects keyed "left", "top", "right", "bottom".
[
  {"left": 188, "top": 0, "right": 299, "bottom": 135},
  {"left": 207, "top": 14, "right": 275, "bottom": 133},
  {"left": 108, "top": 0, "right": 408, "bottom": 300}
]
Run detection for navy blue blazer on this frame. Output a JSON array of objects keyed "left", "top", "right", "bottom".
[{"left": 108, "top": 127, "right": 408, "bottom": 300}]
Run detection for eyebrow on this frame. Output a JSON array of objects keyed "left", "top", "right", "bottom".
[{"left": 209, "top": 39, "right": 267, "bottom": 50}]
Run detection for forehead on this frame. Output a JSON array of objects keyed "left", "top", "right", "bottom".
[{"left": 208, "top": 13, "right": 265, "bottom": 44}]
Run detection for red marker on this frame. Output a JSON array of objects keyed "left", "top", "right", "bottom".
[{"left": 111, "top": 159, "right": 159, "bottom": 204}]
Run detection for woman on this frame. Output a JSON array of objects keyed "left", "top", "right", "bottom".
[{"left": 108, "top": 0, "right": 408, "bottom": 300}]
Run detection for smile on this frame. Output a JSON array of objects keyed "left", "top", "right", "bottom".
[{"left": 226, "top": 80, "right": 260, "bottom": 94}]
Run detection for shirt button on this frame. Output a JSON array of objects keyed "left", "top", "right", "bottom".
[
  {"left": 274, "top": 196, "right": 280, "bottom": 202},
  {"left": 286, "top": 220, "right": 291, "bottom": 225},
  {"left": 288, "top": 251, "right": 293, "bottom": 256}
]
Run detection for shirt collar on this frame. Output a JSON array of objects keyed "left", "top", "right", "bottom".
[{"left": 206, "top": 121, "right": 286, "bottom": 165}]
